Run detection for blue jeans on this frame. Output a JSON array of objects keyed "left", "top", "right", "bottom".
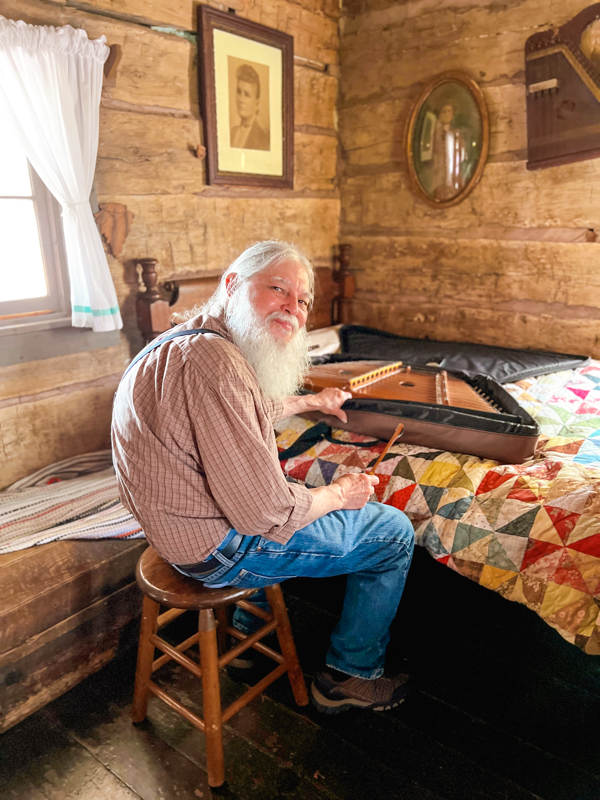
[{"left": 180, "top": 503, "right": 414, "bottom": 679}]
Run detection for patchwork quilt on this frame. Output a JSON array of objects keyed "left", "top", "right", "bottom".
[{"left": 276, "top": 362, "right": 600, "bottom": 655}]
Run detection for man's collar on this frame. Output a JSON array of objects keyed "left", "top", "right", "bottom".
[{"left": 183, "top": 308, "right": 233, "bottom": 343}]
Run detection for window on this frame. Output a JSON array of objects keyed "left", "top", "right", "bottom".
[{"left": 0, "top": 120, "right": 70, "bottom": 332}]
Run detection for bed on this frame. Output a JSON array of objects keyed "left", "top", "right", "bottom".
[{"left": 276, "top": 354, "right": 600, "bottom": 655}]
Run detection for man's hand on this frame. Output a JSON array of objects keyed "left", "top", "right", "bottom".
[
  {"left": 304, "top": 471, "right": 380, "bottom": 523},
  {"left": 333, "top": 472, "right": 379, "bottom": 510},
  {"left": 304, "top": 387, "right": 352, "bottom": 423}
]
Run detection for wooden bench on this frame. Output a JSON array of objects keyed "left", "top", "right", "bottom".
[{"left": 0, "top": 538, "right": 146, "bottom": 733}]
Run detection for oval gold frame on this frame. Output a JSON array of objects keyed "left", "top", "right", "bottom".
[{"left": 405, "top": 71, "right": 490, "bottom": 209}]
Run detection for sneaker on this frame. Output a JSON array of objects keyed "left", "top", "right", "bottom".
[
  {"left": 227, "top": 632, "right": 280, "bottom": 670},
  {"left": 310, "top": 670, "right": 411, "bottom": 714},
  {"left": 227, "top": 635, "right": 257, "bottom": 669}
]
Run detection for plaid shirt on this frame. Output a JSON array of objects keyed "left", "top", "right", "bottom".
[{"left": 111, "top": 311, "right": 313, "bottom": 565}]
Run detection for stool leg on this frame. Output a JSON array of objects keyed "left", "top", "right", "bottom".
[
  {"left": 265, "top": 584, "right": 309, "bottom": 707},
  {"left": 215, "top": 605, "right": 228, "bottom": 656},
  {"left": 131, "top": 595, "right": 160, "bottom": 722},
  {"left": 198, "top": 609, "right": 225, "bottom": 787}
]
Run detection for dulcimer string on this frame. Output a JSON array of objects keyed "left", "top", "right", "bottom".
[{"left": 305, "top": 360, "right": 498, "bottom": 413}]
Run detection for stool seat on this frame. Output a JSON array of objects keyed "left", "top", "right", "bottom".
[
  {"left": 136, "top": 546, "right": 255, "bottom": 609},
  {"left": 131, "top": 546, "right": 308, "bottom": 788}
]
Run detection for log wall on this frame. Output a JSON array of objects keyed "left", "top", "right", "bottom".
[
  {"left": 338, "top": 0, "right": 600, "bottom": 356},
  {"left": 0, "top": 0, "right": 340, "bottom": 489}
]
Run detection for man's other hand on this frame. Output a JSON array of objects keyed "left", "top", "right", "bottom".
[
  {"left": 306, "top": 387, "right": 352, "bottom": 423},
  {"left": 333, "top": 473, "right": 379, "bottom": 510}
]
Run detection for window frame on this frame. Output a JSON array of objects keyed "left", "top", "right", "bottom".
[{"left": 0, "top": 162, "right": 71, "bottom": 335}]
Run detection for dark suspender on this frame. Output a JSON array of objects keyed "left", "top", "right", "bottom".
[{"left": 123, "top": 328, "right": 225, "bottom": 377}]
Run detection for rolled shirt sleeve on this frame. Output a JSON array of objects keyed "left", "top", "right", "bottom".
[{"left": 263, "top": 396, "right": 286, "bottom": 423}]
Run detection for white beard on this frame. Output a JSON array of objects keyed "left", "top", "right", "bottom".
[{"left": 225, "top": 286, "right": 311, "bottom": 399}]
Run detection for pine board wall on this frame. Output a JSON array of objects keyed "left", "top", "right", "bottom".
[
  {"left": 338, "top": 0, "right": 600, "bottom": 357},
  {"left": 0, "top": 0, "right": 340, "bottom": 489}
]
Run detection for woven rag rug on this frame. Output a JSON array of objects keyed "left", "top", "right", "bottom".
[{"left": 0, "top": 451, "right": 143, "bottom": 554}]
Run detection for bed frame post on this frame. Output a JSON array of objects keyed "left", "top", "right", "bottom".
[
  {"left": 334, "top": 244, "right": 355, "bottom": 324},
  {"left": 136, "top": 258, "right": 172, "bottom": 342}
]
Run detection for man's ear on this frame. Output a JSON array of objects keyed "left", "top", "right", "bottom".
[{"left": 225, "top": 273, "right": 238, "bottom": 297}]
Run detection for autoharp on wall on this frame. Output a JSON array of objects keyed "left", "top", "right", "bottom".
[
  {"left": 525, "top": 4, "right": 600, "bottom": 169},
  {"left": 302, "top": 359, "right": 539, "bottom": 464}
]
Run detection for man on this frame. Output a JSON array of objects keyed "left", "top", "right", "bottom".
[
  {"left": 230, "top": 63, "right": 270, "bottom": 151},
  {"left": 112, "top": 240, "right": 414, "bottom": 714},
  {"left": 430, "top": 101, "right": 466, "bottom": 201}
]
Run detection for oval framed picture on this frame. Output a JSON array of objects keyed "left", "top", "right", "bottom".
[{"left": 405, "top": 71, "right": 489, "bottom": 208}]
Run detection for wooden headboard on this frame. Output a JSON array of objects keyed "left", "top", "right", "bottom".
[{"left": 136, "top": 244, "right": 355, "bottom": 342}]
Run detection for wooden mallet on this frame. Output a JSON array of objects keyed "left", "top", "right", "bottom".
[{"left": 367, "top": 422, "right": 404, "bottom": 475}]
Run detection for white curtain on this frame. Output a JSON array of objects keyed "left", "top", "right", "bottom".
[{"left": 0, "top": 17, "right": 122, "bottom": 332}]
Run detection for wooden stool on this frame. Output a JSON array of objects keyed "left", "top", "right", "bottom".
[{"left": 131, "top": 547, "right": 309, "bottom": 787}]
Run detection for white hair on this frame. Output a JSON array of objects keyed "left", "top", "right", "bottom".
[{"left": 207, "top": 240, "right": 314, "bottom": 315}]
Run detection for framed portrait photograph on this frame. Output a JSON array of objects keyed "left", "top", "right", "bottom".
[
  {"left": 405, "top": 71, "right": 489, "bottom": 208},
  {"left": 198, "top": 7, "right": 294, "bottom": 189}
]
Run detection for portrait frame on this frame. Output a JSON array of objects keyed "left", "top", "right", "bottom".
[
  {"left": 197, "top": 6, "right": 294, "bottom": 189},
  {"left": 405, "top": 71, "right": 489, "bottom": 209}
]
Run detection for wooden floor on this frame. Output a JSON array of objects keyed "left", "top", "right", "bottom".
[{"left": 1, "top": 549, "right": 599, "bottom": 800}]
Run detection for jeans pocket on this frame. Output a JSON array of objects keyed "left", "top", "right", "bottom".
[{"left": 228, "top": 568, "right": 295, "bottom": 589}]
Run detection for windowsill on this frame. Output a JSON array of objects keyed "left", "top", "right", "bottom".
[
  {"left": 0, "top": 314, "right": 73, "bottom": 337},
  {"left": 0, "top": 316, "right": 122, "bottom": 367}
]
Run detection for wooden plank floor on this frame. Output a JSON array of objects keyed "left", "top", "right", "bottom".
[{"left": 1, "top": 548, "right": 599, "bottom": 800}]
